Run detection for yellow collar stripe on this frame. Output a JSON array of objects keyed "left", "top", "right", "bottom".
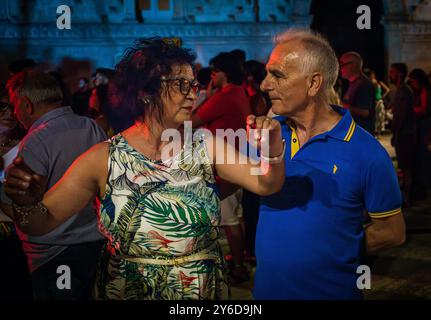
[
  {"left": 291, "top": 128, "right": 300, "bottom": 159},
  {"left": 343, "top": 120, "right": 356, "bottom": 142}
]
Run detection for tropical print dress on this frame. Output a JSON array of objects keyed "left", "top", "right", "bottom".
[{"left": 94, "top": 134, "right": 228, "bottom": 300}]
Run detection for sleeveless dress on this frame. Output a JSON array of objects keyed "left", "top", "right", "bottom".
[{"left": 94, "top": 134, "right": 228, "bottom": 300}]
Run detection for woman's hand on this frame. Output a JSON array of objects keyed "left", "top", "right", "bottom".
[
  {"left": 4, "top": 156, "right": 46, "bottom": 206},
  {"left": 246, "top": 115, "right": 284, "bottom": 158}
]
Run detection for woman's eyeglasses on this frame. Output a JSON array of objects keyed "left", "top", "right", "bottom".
[{"left": 161, "top": 77, "right": 200, "bottom": 96}]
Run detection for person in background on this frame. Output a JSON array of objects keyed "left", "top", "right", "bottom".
[
  {"left": 2, "top": 70, "right": 107, "bottom": 300},
  {"left": 242, "top": 59, "right": 272, "bottom": 260},
  {"left": 408, "top": 68, "right": 431, "bottom": 198},
  {"left": 230, "top": 49, "right": 246, "bottom": 70},
  {"left": 340, "top": 52, "right": 375, "bottom": 135},
  {"left": 72, "top": 77, "right": 91, "bottom": 116},
  {"left": 0, "top": 86, "right": 31, "bottom": 300},
  {"left": 193, "top": 67, "right": 211, "bottom": 111},
  {"left": 364, "top": 68, "right": 390, "bottom": 136},
  {"left": 8, "top": 59, "right": 37, "bottom": 77},
  {"left": 388, "top": 63, "right": 415, "bottom": 207},
  {"left": 192, "top": 51, "right": 252, "bottom": 284},
  {"left": 244, "top": 60, "right": 271, "bottom": 117},
  {"left": 47, "top": 70, "right": 73, "bottom": 107},
  {"left": 92, "top": 68, "right": 134, "bottom": 135}
]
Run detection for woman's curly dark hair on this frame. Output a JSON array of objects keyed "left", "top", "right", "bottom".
[{"left": 109, "top": 37, "right": 196, "bottom": 123}]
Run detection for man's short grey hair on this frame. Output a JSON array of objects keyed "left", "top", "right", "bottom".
[
  {"left": 341, "top": 51, "right": 363, "bottom": 70},
  {"left": 274, "top": 29, "right": 339, "bottom": 102},
  {"left": 6, "top": 69, "right": 63, "bottom": 107}
]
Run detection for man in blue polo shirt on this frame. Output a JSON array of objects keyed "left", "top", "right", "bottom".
[{"left": 254, "top": 29, "right": 406, "bottom": 300}]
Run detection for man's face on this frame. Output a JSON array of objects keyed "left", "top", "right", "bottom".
[
  {"left": 9, "top": 92, "right": 31, "bottom": 129},
  {"left": 389, "top": 67, "right": 398, "bottom": 84},
  {"left": 260, "top": 43, "right": 310, "bottom": 116},
  {"left": 210, "top": 67, "right": 226, "bottom": 90},
  {"left": 339, "top": 55, "right": 356, "bottom": 80}
]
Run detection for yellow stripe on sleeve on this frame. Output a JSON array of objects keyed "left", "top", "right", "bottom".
[{"left": 368, "top": 208, "right": 402, "bottom": 219}]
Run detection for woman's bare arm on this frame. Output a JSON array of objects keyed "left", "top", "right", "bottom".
[
  {"left": 4, "top": 142, "right": 109, "bottom": 236},
  {"left": 207, "top": 115, "right": 285, "bottom": 196}
]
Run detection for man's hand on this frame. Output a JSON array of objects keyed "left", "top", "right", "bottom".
[
  {"left": 246, "top": 115, "right": 284, "bottom": 158},
  {"left": 4, "top": 156, "right": 47, "bottom": 206}
]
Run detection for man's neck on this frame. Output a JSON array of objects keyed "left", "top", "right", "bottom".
[
  {"left": 396, "top": 78, "right": 405, "bottom": 89},
  {"left": 288, "top": 101, "right": 342, "bottom": 145},
  {"left": 221, "top": 81, "right": 232, "bottom": 90},
  {"left": 348, "top": 73, "right": 362, "bottom": 83}
]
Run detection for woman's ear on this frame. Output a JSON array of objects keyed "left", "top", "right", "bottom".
[{"left": 308, "top": 72, "right": 323, "bottom": 97}]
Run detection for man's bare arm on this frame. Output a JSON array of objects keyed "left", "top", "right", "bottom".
[{"left": 365, "top": 213, "right": 406, "bottom": 254}]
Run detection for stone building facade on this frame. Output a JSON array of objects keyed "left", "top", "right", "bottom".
[{"left": 0, "top": 0, "right": 429, "bottom": 78}]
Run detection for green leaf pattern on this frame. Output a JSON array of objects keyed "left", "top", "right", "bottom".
[{"left": 94, "top": 134, "right": 228, "bottom": 300}]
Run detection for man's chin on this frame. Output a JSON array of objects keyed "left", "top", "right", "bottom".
[{"left": 271, "top": 101, "right": 284, "bottom": 114}]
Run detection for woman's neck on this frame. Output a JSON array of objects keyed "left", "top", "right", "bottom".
[{"left": 134, "top": 118, "right": 182, "bottom": 151}]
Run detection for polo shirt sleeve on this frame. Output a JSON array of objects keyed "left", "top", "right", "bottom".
[
  {"left": 195, "top": 94, "right": 224, "bottom": 124},
  {"left": 18, "top": 134, "right": 50, "bottom": 177},
  {"left": 363, "top": 149, "right": 402, "bottom": 219}
]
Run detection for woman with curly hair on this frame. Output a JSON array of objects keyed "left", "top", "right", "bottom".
[{"left": 3, "top": 38, "right": 285, "bottom": 300}]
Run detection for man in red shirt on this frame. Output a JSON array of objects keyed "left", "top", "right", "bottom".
[
  {"left": 193, "top": 53, "right": 250, "bottom": 133},
  {"left": 192, "top": 52, "right": 251, "bottom": 283}
]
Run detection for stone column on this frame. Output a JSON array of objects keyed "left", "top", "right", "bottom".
[
  {"left": 172, "top": 0, "right": 186, "bottom": 23},
  {"left": 123, "top": 0, "right": 137, "bottom": 22},
  {"left": 290, "top": 0, "right": 313, "bottom": 28}
]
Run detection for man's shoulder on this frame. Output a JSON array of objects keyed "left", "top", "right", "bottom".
[
  {"left": 24, "top": 113, "right": 105, "bottom": 147},
  {"left": 350, "top": 126, "right": 390, "bottom": 163},
  {"left": 399, "top": 84, "right": 414, "bottom": 97},
  {"left": 356, "top": 76, "right": 374, "bottom": 90}
]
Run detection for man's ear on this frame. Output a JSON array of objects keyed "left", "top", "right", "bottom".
[
  {"left": 22, "top": 96, "right": 35, "bottom": 115},
  {"left": 308, "top": 72, "right": 323, "bottom": 97}
]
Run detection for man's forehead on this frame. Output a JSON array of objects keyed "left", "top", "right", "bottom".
[{"left": 267, "top": 44, "right": 301, "bottom": 69}]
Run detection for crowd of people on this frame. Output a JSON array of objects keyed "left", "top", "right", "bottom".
[{"left": 0, "top": 28, "right": 429, "bottom": 300}]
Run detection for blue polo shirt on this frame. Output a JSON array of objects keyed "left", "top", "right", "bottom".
[{"left": 253, "top": 106, "right": 402, "bottom": 300}]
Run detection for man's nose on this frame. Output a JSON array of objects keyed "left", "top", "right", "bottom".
[{"left": 260, "top": 77, "right": 271, "bottom": 92}]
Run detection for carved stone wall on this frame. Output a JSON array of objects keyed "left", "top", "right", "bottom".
[
  {"left": 383, "top": 0, "right": 431, "bottom": 72},
  {"left": 0, "top": 0, "right": 312, "bottom": 73},
  {"left": 1, "top": 0, "right": 428, "bottom": 79}
]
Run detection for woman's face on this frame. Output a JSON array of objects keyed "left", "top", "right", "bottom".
[
  {"left": 161, "top": 64, "right": 198, "bottom": 126},
  {"left": 0, "top": 95, "right": 17, "bottom": 130},
  {"left": 408, "top": 77, "right": 420, "bottom": 92}
]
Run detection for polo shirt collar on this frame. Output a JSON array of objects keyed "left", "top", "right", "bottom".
[
  {"left": 274, "top": 105, "right": 356, "bottom": 143},
  {"left": 325, "top": 105, "right": 356, "bottom": 142},
  {"left": 29, "top": 106, "right": 74, "bottom": 133}
]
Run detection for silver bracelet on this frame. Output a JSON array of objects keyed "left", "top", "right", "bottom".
[
  {"left": 12, "top": 202, "right": 48, "bottom": 226},
  {"left": 260, "top": 139, "right": 286, "bottom": 164}
]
